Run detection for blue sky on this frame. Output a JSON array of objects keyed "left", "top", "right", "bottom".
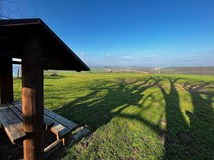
[{"left": 3, "top": 0, "right": 214, "bottom": 66}]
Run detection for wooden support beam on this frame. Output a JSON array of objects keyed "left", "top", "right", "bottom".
[
  {"left": 22, "top": 33, "right": 44, "bottom": 160},
  {"left": 44, "top": 140, "right": 63, "bottom": 158},
  {"left": 0, "top": 57, "right": 13, "bottom": 103}
]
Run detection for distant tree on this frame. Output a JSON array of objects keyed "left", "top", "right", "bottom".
[{"left": 50, "top": 70, "right": 58, "bottom": 76}]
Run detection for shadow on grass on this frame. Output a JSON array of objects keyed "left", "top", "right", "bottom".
[
  {"left": 53, "top": 77, "right": 158, "bottom": 131},
  {"left": 50, "top": 76, "right": 214, "bottom": 159},
  {"left": 183, "top": 81, "right": 214, "bottom": 157}
]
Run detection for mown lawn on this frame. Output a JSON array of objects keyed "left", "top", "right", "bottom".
[{"left": 13, "top": 73, "right": 214, "bottom": 160}]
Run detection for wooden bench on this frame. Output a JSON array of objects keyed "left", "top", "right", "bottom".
[{"left": 0, "top": 101, "right": 78, "bottom": 156}]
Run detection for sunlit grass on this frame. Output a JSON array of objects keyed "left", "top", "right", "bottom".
[{"left": 13, "top": 73, "right": 214, "bottom": 159}]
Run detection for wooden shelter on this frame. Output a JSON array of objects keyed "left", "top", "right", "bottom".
[{"left": 0, "top": 18, "right": 89, "bottom": 160}]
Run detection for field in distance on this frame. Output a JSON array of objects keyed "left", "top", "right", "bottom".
[{"left": 13, "top": 73, "right": 214, "bottom": 159}]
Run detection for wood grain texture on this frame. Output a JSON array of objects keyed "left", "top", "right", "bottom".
[
  {"left": 12, "top": 101, "right": 73, "bottom": 139},
  {"left": 22, "top": 88, "right": 36, "bottom": 132},
  {"left": 22, "top": 33, "right": 44, "bottom": 160},
  {"left": 44, "top": 108, "right": 78, "bottom": 130},
  {"left": 12, "top": 101, "right": 54, "bottom": 130},
  {"left": 7, "top": 103, "right": 23, "bottom": 120},
  {"left": 0, "top": 103, "right": 26, "bottom": 144}
]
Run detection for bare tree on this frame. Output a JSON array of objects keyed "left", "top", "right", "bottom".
[
  {"left": 0, "top": 0, "right": 12, "bottom": 19},
  {"left": 0, "top": 0, "right": 25, "bottom": 19}
]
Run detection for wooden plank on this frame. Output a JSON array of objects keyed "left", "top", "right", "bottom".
[
  {"left": 13, "top": 101, "right": 74, "bottom": 139},
  {"left": 72, "top": 127, "right": 90, "bottom": 142},
  {"left": 44, "top": 109, "right": 77, "bottom": 139},
  {"left": 12, "top": 100, "right": 22, "bottom": 106},
  {"left": 50, "top": 123, "right": 71, "bottom": 139},
  {"left": 7, "top": 103, "right": 23, "bottom": 120},
  {"left": 12, "top": 101, "right": 54, "bottom": 130},
  {"left": 43, "top": 117, "right": 55, "bottom": 130},
  {"left": 44, "top": 140, "right": 63, "bottom": 158},
  {"left": 44, "top": 108, "right": 78, "bottom": 131},
  {"left": 0, "top": 103, "right": 26, "bottom": 144},
  {"left": 8, "top": 103, "right": 55, "bottom": 133}
]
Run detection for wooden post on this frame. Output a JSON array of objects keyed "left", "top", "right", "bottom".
[
  {"left": 22, "top": 33, "right": 44, "bottom": 160},
  {"left": 0, "top": 57, "right": 13, "bottom": 103},
  {"left": 62, "top": 132, "right": 72, "bottom": 146}
]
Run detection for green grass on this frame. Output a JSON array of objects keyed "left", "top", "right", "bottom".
[{"left": 13, "top": 73, "right": 214, "bottom": 159}]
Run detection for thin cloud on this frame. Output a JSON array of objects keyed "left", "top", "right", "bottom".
[
  {"left": 174, "top": 57, "right": 195, "bottom": 61},
  {"left": 121, "top": 56, "right": 134, "bottom": 59}
]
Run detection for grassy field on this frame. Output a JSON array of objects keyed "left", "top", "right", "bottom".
[{"left": 13, "top": 73, "right": 214, "bottom": 160}]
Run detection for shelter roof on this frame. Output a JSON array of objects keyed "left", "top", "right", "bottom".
[{"left": 0, "top": 18, "right": 89, "bottom": 71}]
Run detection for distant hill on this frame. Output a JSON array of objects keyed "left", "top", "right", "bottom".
[
  {"left": 161, "top": 67, "right": 214, "bottom": 75},
  {"left": 13, "top": 65, "right": 214, "bottom": 76},
  {"left": 89, "top": 66, "right": 214, "bottom": 75},
  {"left": 90, "top": 66, "right": 153, "bottom": 73}
]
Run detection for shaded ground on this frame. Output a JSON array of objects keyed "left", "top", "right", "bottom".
[
  {"left": 0, "top": 126, "right": 57, "bottom": 159},
  {"left": 0, "top": 126, "right": 23, "bottom": 160}
]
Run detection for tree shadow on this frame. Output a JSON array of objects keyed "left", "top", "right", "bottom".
[
  {"left": 184, "top": 81, "right": 214, "bottom": 158},
  {"left": 47, "top": 76, "right": 214, "bottom": 159},
  {"left": 156, "top": 77, "right": 192, "bottom": 159},
  {"left": 53, "top": 77, "right": 160, "bottom": 131},
  {"left": 155, "top": 78, "right": 214, "bottom": 159}
]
